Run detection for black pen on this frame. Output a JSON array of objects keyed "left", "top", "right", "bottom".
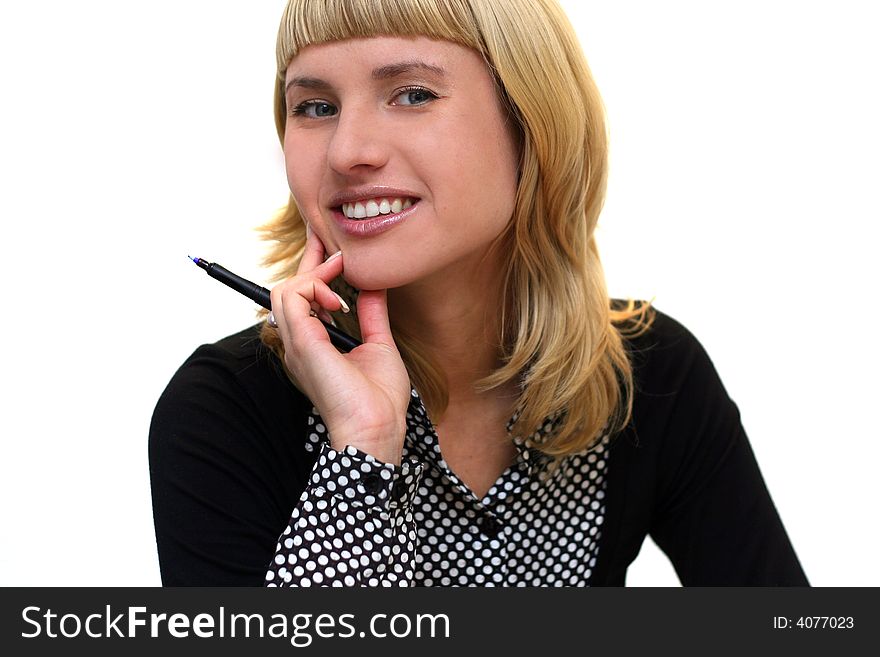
[{"left": 188, "top": 256, "right": 361, "bottom": 353}]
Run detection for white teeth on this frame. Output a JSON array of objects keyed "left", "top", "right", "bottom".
[{"left": 341, "top": 197, "right": 415, "bottom": 219}]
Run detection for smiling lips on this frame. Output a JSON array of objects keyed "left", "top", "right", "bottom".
[{"left": 340, "top": 196, "right": 415, "bottom": 220}]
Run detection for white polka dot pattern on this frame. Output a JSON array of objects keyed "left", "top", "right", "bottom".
[{"left": 266, "top": 389, "right": 609, "bottom": 587}]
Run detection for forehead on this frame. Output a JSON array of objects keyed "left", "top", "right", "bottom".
[{"left": 284, "top": 36, "right": 485, "bottom": 82}]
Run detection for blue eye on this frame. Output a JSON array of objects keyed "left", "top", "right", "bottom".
[
  {"left": 393, "top": 87, "right": 438, "bottom": 106},
  {"left": 290, "top": 100, "right": 338, "bottom": 118}
]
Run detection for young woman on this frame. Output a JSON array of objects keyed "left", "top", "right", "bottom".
[{"left": 149, "top": 0, "right": 808, "bottom": 586}]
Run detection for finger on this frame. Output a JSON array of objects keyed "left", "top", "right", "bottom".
[
  {"left": 271, "top": 285, "right": 333, "bottom": 366},
  {"left": 271, "top": 273, "right": 348, "bottom": 339},
  {"left": 311, "top": 250, "right": 345, "bottom": 290},
  {"left": 290, "top": 248, "right": 345, "bottom": 290},
  {"left": 309, "top": 299, "right": 330, "bottom": 321},
  {"left": 267, "top": 287, "right": 291, "bottom": 346},
  {"left": 275, "top": 276, "right": 346, "bottom": 318},
  {"left": 270, "top": 255, "right": 346, "bottom": 337},
  {"left": 315, "top": 308, "right": 336, "bottom": 326},
  {"left": 297, "top": 223, "right": 327, "bottom": 274},
  {"left": 356, "top": 289, "right": 395, "bottom": 348}
]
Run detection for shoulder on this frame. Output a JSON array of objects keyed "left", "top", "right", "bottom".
[
  {"left": 611, "top": 302, "right": 743, "bottom": 458},
  {"left": 613, "top": 300, "right": 700, "bottom": 355},
  {"left": 149, "top": 324, "right": 314, "bottom": 505},
  {"left": 613, "top": 302, "right": 718, "bottom": 396},
  {"left": 183, "top": 323, "right": 282, "bottom": 378},
  {"left": 611, "top": 302, "right": 744, "bottom": 472},
  {"left": 151, "top": 324, "right": 310, "bottom": 435},
  {"left": 175, "top": 324, "right": 291, "bottom": 393}
]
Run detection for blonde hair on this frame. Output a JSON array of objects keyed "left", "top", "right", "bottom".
[{"left": 260, "top": 0, "right": 654, "bottom": 463}]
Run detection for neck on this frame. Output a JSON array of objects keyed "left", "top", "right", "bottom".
[{"left": 387, "top": 254, "right": 508, "bottom": 404}]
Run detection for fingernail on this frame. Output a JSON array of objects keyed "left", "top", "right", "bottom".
[
  {"left": 325, "top": 250, "right": 342, "bottom": 262},
  {"left": 333, "top": 292, "right": 350, "bottom": 313},
  {"left": 305, "top": 222, "right": 312, "bottom": 238}
]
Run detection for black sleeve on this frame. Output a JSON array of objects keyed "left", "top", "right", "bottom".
[
  {"left": 148, "top": 333, "right": 313, "bottom": 586},
  {"left": 641, "top": 316, "right": 809, "bottom": 585}
]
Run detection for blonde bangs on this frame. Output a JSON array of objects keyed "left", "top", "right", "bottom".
[{"left": 276, "top": 0, "right": 482, "bottom": 68}]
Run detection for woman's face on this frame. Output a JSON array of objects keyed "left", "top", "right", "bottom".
[{"left": 283, "top": 36, "right": 520, "bottom": 291}]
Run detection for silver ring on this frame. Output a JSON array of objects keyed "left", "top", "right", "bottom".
[{"left": 267, "top": 311, "right": 278, "bottom": 328}]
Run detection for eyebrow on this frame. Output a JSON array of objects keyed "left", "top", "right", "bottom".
[
  {"left": 371, "top": 60, "right": 447, "bottom": 80},
  {"left": 285, "top": 60, "right": 447, "bottom": 93},
  {"left": 285, "top": 76, "right": 331, "bottom": 92}
]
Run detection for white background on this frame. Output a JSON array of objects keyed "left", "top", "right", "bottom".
[{"left": 1, "top": 1, "right": 876, "bottom": 586}]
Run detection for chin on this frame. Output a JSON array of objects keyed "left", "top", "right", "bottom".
[{"left": 341, "top": 267, "right": 411, "bottom": 292}]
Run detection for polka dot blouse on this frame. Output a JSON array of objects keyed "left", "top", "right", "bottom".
[{"left": 265, "top": 388, "right": 609, "bottom": 587}]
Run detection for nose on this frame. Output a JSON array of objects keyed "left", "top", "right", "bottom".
[{"left": 327, "top": 103, "right": 390, "bottom": 175}]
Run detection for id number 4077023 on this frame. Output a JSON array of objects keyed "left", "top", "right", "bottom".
[{"left": 773, "top": 616, "right": 854, "bottom": 629}]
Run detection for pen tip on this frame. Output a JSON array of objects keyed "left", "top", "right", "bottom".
[{"left": 189, "top": 255, "right": 211, "bottom": 271}]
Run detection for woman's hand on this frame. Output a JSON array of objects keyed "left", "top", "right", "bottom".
[{"left": 269, "top": 228, "right": 411, "bottom": 464}]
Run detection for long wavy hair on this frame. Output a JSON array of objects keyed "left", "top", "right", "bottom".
[{"left": 259, "top": 0, "right": 654, "bottom": 462}]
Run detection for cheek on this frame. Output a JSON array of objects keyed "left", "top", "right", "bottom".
[
  {"left": 443, "top": 119, "right": 519, "bottom": 219},
  {"left": 283, "top": 136, "right": 323, "bottom": 210}
]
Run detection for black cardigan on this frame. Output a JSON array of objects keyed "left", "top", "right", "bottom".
[{"left": 148, "top": 307, "right": 808, "bottom": 586}]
